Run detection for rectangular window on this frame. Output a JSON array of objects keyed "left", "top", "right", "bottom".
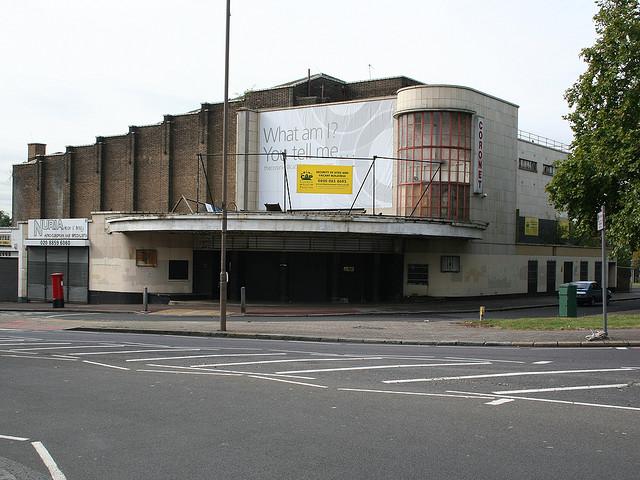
[
  {"left": 136, "top": 249, "right": 157, "bottom": 267},
  {"left": 408, "top": 264, "right": 428, "bottom": 285},
  {"left": 518, "top": 158, "right": 537, "bottom": 172},
  {"left": 543, "top": 164, "right": 555, "bottom": 176},
  {"left": 441, "top": 256, "right": 460, "bottom": 273},
  {"left": 168, "top": 260, "right": 189, "bottom": 280}
]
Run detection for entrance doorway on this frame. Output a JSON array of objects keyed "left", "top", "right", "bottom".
[{"left": 193, "top": 250, "right": 220, "bottom": 299}]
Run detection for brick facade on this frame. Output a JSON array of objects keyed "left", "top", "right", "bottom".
[
  {"left": 134, "top": 124, "right": 166, "bottom": 212},
  {"left": 11, "top": 74, "right": 423, "bottom": 223},
  {"left": 70, "top": 145, "right": 101, "bottom": 217}
]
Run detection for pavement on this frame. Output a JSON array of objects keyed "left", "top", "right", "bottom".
[{"left": 1, "top": 289, "right": 640, "bottom": 347}]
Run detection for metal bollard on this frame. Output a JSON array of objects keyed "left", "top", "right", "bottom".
[
  {"left": 240, "top": 286, "right": 246, "bottom": 314},
  {"left": 143, "top": 287, "right": 148, "bottom": 312}
]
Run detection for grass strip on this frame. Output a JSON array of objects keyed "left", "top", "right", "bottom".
[{"left": 469, "top": 313, "right": 640, "bottom": 330}]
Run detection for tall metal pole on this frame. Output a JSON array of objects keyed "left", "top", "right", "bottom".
[
  {"left": 219, "top": 0, "right": 230, "bottom": 331},
  {"left": 601, "top": 205, "right": 608, "bottom": 337}
]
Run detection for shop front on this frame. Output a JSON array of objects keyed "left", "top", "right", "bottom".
[{"left": 24, "top": 219, "right": 90, "bottom": 303}]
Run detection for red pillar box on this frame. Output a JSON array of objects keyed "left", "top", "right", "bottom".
[{"left": 50, "top": 273, "right": 65, "bottom": 308}]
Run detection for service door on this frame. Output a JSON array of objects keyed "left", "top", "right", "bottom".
[
  {"left": 527, "top": 260, "right": 538, "bottom": 294},
  {"left": 563, "top": 261, "right": 573, "bottom": 284},
  {"left": 546, "top": 261, "right": 556, "bottom": 293}
]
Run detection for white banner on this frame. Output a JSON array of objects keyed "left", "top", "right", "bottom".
[
  {"left": 472, "top": 115, "right": 485, "bottom": 194},
  {"left": 258, "top": 98, "right": 395, "bottom": 210},
  {"left": 28, "top": 218, "right": 88, "bottom": 240}
]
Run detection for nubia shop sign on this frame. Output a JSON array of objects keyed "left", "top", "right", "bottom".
[
  {"left": 473, "top": 116, "right": 485, "bottom": 194},
  {"left": 26, "top": 218, "right": 89, "bottom": 247}
]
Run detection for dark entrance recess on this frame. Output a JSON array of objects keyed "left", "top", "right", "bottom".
[
  {"left": 546, "top": 260, "right": 556, "bottom": 293},
  {"left": 192, "top": 250, "right": 403, "bottom": 303},
  {"left": 193, "top": 250, "right": 220, "bottom": 299},
  {"left": 527, "top": 260, "right": 538, "bottom": 294},
  {"left": 580, "top": 261, "right": 588, "bottom": 281},
  {"left": 0, "top": 258, "right": 18, "bottom": 301},
  {"left": 563, "top": 261, "right": 573, "bottom": 284}
]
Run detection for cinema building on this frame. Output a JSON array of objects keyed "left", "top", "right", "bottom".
[{"left": 10, "top": 73, "right": 617, "bottom": 304}]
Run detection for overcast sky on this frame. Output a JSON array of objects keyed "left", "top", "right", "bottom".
[{"left": 0, "top": 0, "right": 599, "bottom": 215}]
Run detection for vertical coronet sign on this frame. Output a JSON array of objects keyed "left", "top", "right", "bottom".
[{"left": 472, "top": 115, "right": 485, "bottom": 194}]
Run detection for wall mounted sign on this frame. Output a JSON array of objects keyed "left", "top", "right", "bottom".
[
  {"left": 472, "top": 115, "right": 485, "bottom": 194},
  {"left": 258, "top": 98, "right": 394, "bottom": 209},
  {"left": 524, "top": 217, "right": 539, "bottom": 236},
  {"left": 297, "top": 164, "right": 353, "bottom": 194},
  {"left": 28, "top": 218, "right": 88, "bottom": 240}
]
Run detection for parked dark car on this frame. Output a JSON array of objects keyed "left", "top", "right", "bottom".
[{"left": 571, "top": 281, "right": 612, "bottom": 305}]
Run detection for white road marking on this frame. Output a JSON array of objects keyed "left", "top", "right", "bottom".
[
  {"left": 0, "top": 434, "right": 29, "bottom": 441},
  {"left": 193, "top": 357, "right": 383, "bottom": 368},
  {"left": 127, "top": 353, "right": 286, "bottom": 363},
  {"left": 279, "top": 361, "right": 492, "bottom": 375},
  {"left": 383, "top": 367, "right": 636, "bottom": 384},
  {"left": 616, "top": 347, "right": 628, "bottom": 350},
  {"left": 492, "top": 384, "right": 629, "bottom": 395},
  {"left": 269, "top": 349, "right": 349, "bottom": 356},
  {"left": 532, "top": 361, "right": 553, "bottom": 364},
  {"left": 82, "top": 360, "right": 130, "bottom": 371},
  {"left": 338, "top": 388, "right": 494, "bottom": 399},
  {"left": 1, "top": 355, "right": 78, "bottom": 361},
  {"left": 144, "top": 363, "right": 317, "bottom": 379},
  {"left": 449, "top": 390, "right": 640, "bottom": 412},
  {"left": 0, "top": 342, "right": 72, "bottom": 346},
  {"left": 72, "top": 348, "right": 203, "bottom": 356},
  {"left": 136, "top": 369, "right": 241, "bottom": 376},
  {"left": 485, "top": 398, "right": 515, "bottom": 406},
  {"left": 7, "top": 344, "right": 127, "bottom": 351},
  {"left": 443, "top": 356, "right": 526, "bottom": 364},
  {"left": 32, "top": 441, "right": 68, "bottom": 480},
  {"left": 248, "top": 375, "right": 328, "bottom": 389}
]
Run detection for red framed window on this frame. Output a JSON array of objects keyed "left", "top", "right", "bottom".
[{"left": 396, "top": 111, "right": 472, "bottom": 220}]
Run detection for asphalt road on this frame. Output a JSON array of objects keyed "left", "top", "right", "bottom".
[{"left": 1, "top": 329, "right": 639, "bottom": 479}]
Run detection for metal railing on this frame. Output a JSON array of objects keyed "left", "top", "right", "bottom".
[{"left": 518, "top": 130, "right": 571, "bottom": 153}]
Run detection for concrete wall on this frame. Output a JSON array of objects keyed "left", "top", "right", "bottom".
[
  {"left": 235, "top": 109, "right": 260, "bottom": 211},
  {"left": 402, "top": 238, "right": 609, "bottom": 297},
  {"left": 516, "top": 140, "right": 567, "bottom": 219},
  {"left": 89, "top": 214, "right": 193, "bottom": 295}
]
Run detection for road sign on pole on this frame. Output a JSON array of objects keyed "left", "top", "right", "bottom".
[{"left": 597, "top": 210, "right": 605, "bottom": 231}]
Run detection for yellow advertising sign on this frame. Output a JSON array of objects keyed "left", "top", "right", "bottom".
[
  {"left": 297, "top": 164, "right": 353, "bottom": 194},
  {"left": 524, "top": 217, "right": 539, "bottom": 236},
  {"left": 558, "top": 218, "right": 570, "bottom": 240}
]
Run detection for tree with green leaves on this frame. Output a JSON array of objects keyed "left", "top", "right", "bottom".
[
  {"left": 0, "top": 210, "right": 11, "bottom": 227},
  {"left": 547, "top": 0, "right": 640, "bottom": 258}
]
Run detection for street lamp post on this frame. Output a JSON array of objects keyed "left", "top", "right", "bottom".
[
  {"left": 219, "top": 0, "right": 231, "bottom": 331},
  {"left": 597, "top": 205, "right": 608, "bottom": 338}
]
